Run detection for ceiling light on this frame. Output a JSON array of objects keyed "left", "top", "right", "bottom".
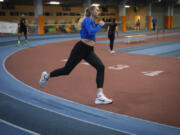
[
  {"left": 0, "top": 0, "right": 4, "bottom": 2},
  {"left": 48, "top": 1, "right": 60, "bottom": 5},
  {"left": 91, "top": 3, "right": 100, "bottom": 7},
  {"left": 124, "top": 5, "right": 130, "bottom": 8}
]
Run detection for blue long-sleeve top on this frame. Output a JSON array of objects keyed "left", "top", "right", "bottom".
[{"left": 80, "top": 17, "right": 103, "bottom": 42}]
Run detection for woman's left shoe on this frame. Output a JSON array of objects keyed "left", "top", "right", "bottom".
[
  {"left": 39, "top": 71, "right": 49, "bottom": 88},
  {"left": 110, "top": 50, "right": 115, "bottom": 54}
]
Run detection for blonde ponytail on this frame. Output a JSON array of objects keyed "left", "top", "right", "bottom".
[
  {"left": 77, "top": 16, "right": 85, "bottom": 28},
  {"left": 78, "top": 5, "right": 96, "bottom": 28}
]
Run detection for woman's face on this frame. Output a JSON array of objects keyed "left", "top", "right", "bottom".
[{"left": 91, "top": 6, "right": 100, "bottom": 19}]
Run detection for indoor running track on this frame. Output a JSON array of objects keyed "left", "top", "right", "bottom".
[{"left": 1, "top": 30, "right": 180, "bottom": 135}]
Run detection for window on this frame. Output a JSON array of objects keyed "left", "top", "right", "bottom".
[
  {"left": 44, "top": 12, "right": 53, "bottom": 16},
  {"left": 57, "top": 12, "right": 80, "bottom": 16},
  {"left": 62, "top": 5, "right": 71, "bottom": 11},
  {"left": 63, "top": 13, "right": 69, "bottom": 16},
  {"left": 10, "top": 12, "right": 19, "bottom": 16},
  {"left": 56, "top": 12, "right": 62, "bottom": 16},
  {"left": 2, "top": 3, "right": 14, "bottom": 10},
  {"left": 29, "top": 12, "right": 34, "bottom": 16},
  {"left": 76, "top": 13, "right": 81, "bottom": 16},
  {"left": 0, "top": 12, "right": 6, "bottom": 16},
  {"left": 101, "top": 7, "right": 108, "bottom": 12},
  {"left": 69, "top": 13, "right": 75, "bottom": 16}
]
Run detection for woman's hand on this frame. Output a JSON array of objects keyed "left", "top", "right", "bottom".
[{"left": 99, "top": 20, "right": 105, "bottom": 26}]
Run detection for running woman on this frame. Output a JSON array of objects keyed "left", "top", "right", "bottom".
[
  {"left": 17, "top": 14, "right": 28, "bottom": 46},
  {"left": 107, "top": 19, "right": 118, "bottom": 53},
  {"left": 39, "top": 5, "right": 112, "bottom": 104}
]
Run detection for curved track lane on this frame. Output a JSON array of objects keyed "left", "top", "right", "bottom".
[{"left": 1, "top": 32, "right": 180, "bottom": 135}]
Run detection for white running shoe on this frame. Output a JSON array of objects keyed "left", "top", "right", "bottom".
[
  {"left": 95, "top": 93, "right": 112, "bottom": 104},
  {"left": 39, "top": 71, "right": 49, "bottom": 88},
  {"left": 110, "top": 50, "right": 115, "bottom": 54}
]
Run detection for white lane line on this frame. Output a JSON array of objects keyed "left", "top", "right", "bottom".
[
  {"left": 108, "top": 65, "right": 129, "bottom": 70},
  {"left": 142, "top": 71, "right": 164, "bottom": 77},
  {"left": 0, "top": 119, "right": 40, "bottom": 135}
]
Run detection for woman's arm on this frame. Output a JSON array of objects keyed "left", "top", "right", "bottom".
[{"left": 84, "top": 18, "right": 103, "bottom": 35}]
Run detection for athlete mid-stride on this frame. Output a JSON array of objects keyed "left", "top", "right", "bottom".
[{"left": 39, "top": 5, "right": 112, "bottom": 105}]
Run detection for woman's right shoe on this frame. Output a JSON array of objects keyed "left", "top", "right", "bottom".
[{"left": 95, "top": 93, "right": 112, "bottom": 104}]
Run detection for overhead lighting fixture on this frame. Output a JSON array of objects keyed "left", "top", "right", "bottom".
[
  {"left": 48, "top": 1, "right": 60, "bottom": 5},
  {"left": 0, "top": 0, "right": 4, "bottom": 2},
  {"left": 124, "top": 5, "right": 130, "bottom": 8},
  {"left": 91, "top": 3, "right": 100, "bottom": 7}
]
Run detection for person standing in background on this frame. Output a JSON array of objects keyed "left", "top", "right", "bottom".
[
  {"left": 107, "top": 19, "right": 118, "bottom": 53},
  {"left": 152, "top": 18, "right": 157, "bottom": 31},
  {"left": 17, "top": 14, "right": 28, "bottom": 46},
  {"left": 136, "top": 19, "right": 140, "bottom": 30}
]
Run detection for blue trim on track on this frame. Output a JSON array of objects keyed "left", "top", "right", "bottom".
[
  {"left": 130, "top": 43, "right": 180, "bottom": 55},
  {"left": 97, "top": 32, "right": 180, "bottom": 44},
  {"left": 116, "top": 39, "right": 180, "bottom": 58}
]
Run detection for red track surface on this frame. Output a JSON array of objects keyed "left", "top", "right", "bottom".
[{"left": 5, "top": 32, "right": 180, "bottom": 127}]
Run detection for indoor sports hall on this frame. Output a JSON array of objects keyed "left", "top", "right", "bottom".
[{"left": 0, "top": 0, "right": 180, "bottom": 135}]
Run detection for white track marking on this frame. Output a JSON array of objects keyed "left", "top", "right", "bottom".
[
  {"left": 142, "top": 71, "right": 164, "bottom": 77},
  {"left": 108, "top": 65, "right": 129, "bottom": 70},
  {"left": 81, "top": 62, "right": 90, "bottom": 66},
  {"left": 61, "top": 59, "right": 68, "bottom": 62}
]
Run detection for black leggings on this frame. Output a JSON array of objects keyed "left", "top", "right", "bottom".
[
  {"left": 108, "top": 32, "right": 115, "bottom": 51},
  {"left": 50, "top": 41, "right": 105, "bottom": 88}
]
